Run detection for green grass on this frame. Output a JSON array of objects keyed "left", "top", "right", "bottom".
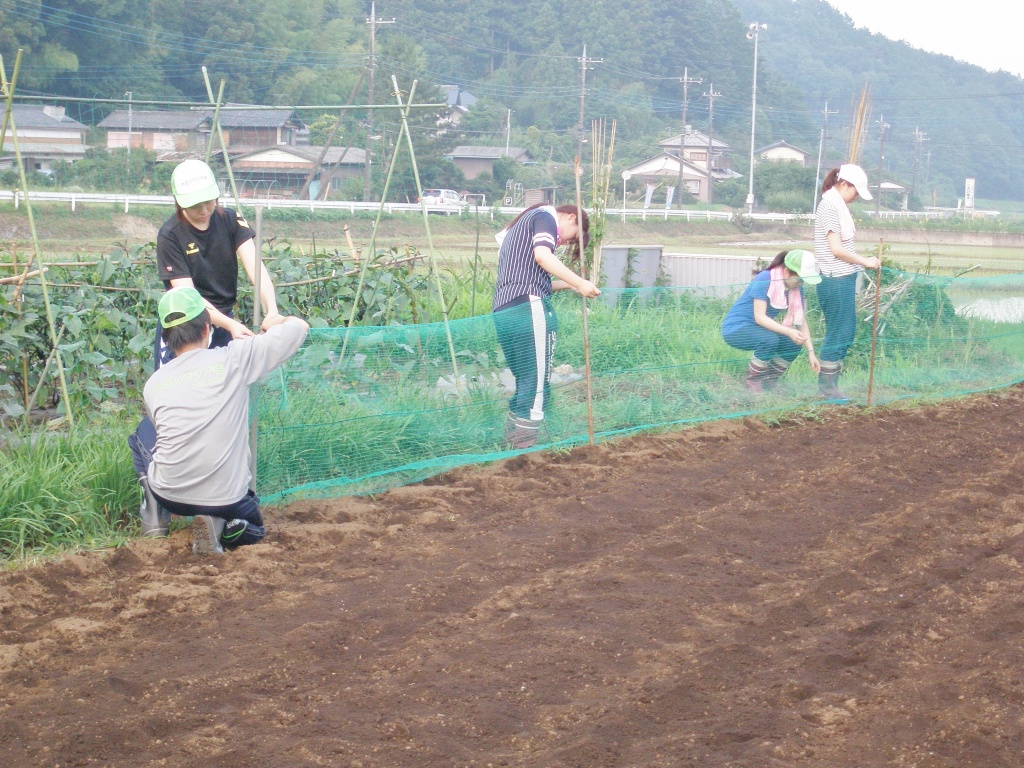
[
  {"left": 4, "top": 268, "right": 1024, "bottom": 564},
  {"left": 0, "top": 414, "right": 140, "bottom": 561},
  {"left": 252, "top": 278, "right": 1024, "bottom": 504}
]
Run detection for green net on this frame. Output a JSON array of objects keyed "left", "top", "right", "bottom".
[{"left": 254, "top": 268, "right": 1024, "bottom": 503}]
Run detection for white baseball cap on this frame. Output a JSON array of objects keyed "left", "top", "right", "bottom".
[
  {"left": 837, "top": 163, "right": 872, "bottom": 201},
  {"left": 171, "top": 159, "right": 221, "bottom": 208}
]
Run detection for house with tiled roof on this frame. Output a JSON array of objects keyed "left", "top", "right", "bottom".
[
  {"left": 438, "top": 86, "right": 478, "bottom": 129},
  {"left": 230, "top": 144, "right": 368, "bottom": 199},
  {"left": 756, "top": 140, "right": 811, "bottom": 166},
  {"left": 97, "top": 110, "right": 211, "bottom": 156},
  {"left": 0, "top": 105, "right": 89, "bottom": 174},
  {"left": 447, "top": 146, "right": 531, "bottom": 180},
  {"left": 98, "top": 104, "right": 305, "bottom": 160},
  {"left": 658, "top": 129, "right": 734, "bottom": 177},
  {"left": 621, "top": 153, "right": 721, "bottom": 205}
]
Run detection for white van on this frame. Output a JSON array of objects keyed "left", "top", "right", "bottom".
[{"left": 419, "top": 188, "right": 462, "bottom": 212}]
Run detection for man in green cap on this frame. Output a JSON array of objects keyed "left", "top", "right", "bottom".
[{"left": 129, "top": 286, "right": 308, "bottom": 554}]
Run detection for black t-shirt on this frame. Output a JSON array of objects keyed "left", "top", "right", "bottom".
[{"left": 156, "top": 207, "right": 255, "bottom": 312}]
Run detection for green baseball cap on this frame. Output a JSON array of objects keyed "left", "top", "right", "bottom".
[
  {"left": 170, "top": 159, "right": 220, "bottom": 208},
  {"left": 159, "top": 287, "right": 207, "bottom": 328},
  {"left": 784, "top": 249, "right": 821, "bottom": 285}
]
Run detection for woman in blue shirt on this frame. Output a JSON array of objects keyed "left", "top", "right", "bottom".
[{"left": 721, "top": 249, "right": 821, "bottom": 393}]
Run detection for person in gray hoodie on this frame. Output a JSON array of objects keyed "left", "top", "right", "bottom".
[{"left": 129, "top": 286, "right": 308, "bottom": 554}]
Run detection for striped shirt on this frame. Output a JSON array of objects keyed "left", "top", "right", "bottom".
[
  {"left": 813, "top": 192, "right": 859, "bottom": 278},
  {"left": 493, "top": 206, "right": 559, "bottom": 311}
]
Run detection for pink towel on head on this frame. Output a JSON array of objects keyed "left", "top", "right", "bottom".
[{"left": 767, "top": 266, "right": 804, "bottom": 327}]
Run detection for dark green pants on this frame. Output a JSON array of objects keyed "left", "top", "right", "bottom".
[{"left": 493, "top": 296, "right": 558, "bottom": 420}]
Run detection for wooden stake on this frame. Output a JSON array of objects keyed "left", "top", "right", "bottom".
[
  {"left": 574, "top": 155, "right": 596, "bottom": 445},
  {"left": 867, "top": 239, "right": 884, "bottom": 407},
  {"left": 343, "top": 225, "right": 360, "bottom": 263}
]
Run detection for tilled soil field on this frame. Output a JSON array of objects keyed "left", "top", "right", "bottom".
[{"left": 3, "top": 388, "right": 1024, "bottom": 767}]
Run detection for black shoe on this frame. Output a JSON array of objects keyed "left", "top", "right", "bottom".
[{"left": 220, "top": 519, "right": 249, "bottom": 549}]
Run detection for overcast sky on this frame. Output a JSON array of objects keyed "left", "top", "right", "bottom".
[{"left": 823, "top": 0, "right": 1024, "bottom": 78}]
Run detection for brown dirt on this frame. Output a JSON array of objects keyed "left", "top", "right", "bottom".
[{"left": 3, "top": 388, "right": 1024, "bottom": 767}]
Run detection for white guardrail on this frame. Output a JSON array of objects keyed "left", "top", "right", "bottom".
[{"left": 0, "top": 189, "right": 818, "bottom": 223}]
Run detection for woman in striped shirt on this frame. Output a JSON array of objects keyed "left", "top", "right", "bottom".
[
  {"left": 813, "top": 164, "right": 881, "bottom": 401},
  {"left": 493, "top": 204, "right": 600, "bottom": 449}
]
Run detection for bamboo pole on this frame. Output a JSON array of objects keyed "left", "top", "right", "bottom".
[
  {"left": 343, "top": 225, "right": 360, "bottom": 263},
  {"left": 393, "top": 76, "right": 460, "bottom": 388},
  {"left": 1, "top": 51, "right": 74, "bottom": 425},
  {"left": 867, "top": 239, "right": 884, "bottom": 407},
  {"left": 298, "top": 69, "right": 367, "bottom": 201},
  {"left": 201, "top": 68, "right": 242, "bottom": 210},
  {"left": 249, "top": 206, "right": 264, "bottom": 488},
  {"left": 203, "top": 76, "right": 226, "bottom": 166},
  {"left": 574, "top": 155, "right": 596, "bottom": 445},
  {"left": 282, "top": 243, "right": 426, "bottom": 283},
  {"left": 0, "top": 267, "right": 41, "bottom": 285},
  {"left": 592, "top": 119, "right": 617, "bottom": 283},
  {"left": 26, "top": 325, "right": 67, "bottom": 418},
  {"left": 338, "top": 83, "right": 416, "bottom": 366}
]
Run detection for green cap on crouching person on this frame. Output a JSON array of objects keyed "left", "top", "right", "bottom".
[
  {"left": 159, "top": 286, "right": 207, "bottom": 328},
  {"left": 784, "top": 249, "right": 822, "bottom": 285}
]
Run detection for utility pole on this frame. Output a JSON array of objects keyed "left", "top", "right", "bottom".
[
  {"left": 813, "top": 101, "right": 838, "bottom": 212},
  {"left": 505, "top": 108, "right": 511, "bottom": 156},
  {"left": 365, "top": 1, "right": 395, "bottom": 202},
  {"left": 125, "top": 91, "right": 132, "bottom": 167},
  {"left": 704, "top": 83, "right": 720, "bottom": 208},
  {"left": 911, "top": 127, "right": 929, "bottom": 198},
  {"left": 745, "top": 22, "right": 767, "bottom": 215},
  {"left": 874, "top": 114, "right": 889, "bottom": 217},
  {"left": 676, "top": 67, "right": 702, "bottom": 208},
  {"left": 577, "top": 45, "right": 602, "bottom": 159}
]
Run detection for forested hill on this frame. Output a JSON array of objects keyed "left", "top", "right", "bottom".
[
  {"left": 731, "top": 0, "right": 1024, "bottom": 203},
  {"left": 1, "top": 0, "right": 1020, "bottom": 201}
]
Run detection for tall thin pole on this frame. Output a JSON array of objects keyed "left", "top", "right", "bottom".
[
  {"left": 249, "top": 205, "right": 264, "bottom": 487},
  {"left": 577, "top": 45, "right": 601, "bottom": 159},
  {"left": 704, "top": 83, "right": 719, "bottom": 207},
  {"left": 201, "top": 69, "right": 241, "bottom": 209},
  {"left": 875, "top": 114, "right": 889, "bottom": 217},
  {"left": 298, "top": 69, "right": 366, "bottom": 201},
  {"left": 395, "top": 77, "right": 460, "bottom": 386},
  {"left": 676, "top": 67, "right": 701, "bottom": 208},
  {"left": 365, "top": 1, "right": 395, "bottom": 202},
  {"left": 125, "top": 91, "right": 132, "bottom": 166},
  {"left": 574, "top": 156, "right": 595, "bottom": 445},
  {"left": 1, "top": 51, "right": 74, "bottom": 425},
  {"left": 867, "top": 240, "right": 884, "bottom": 407},
  {"left": 746, "top": 22, "right": 766, "bottom": 215},
  {"left": 813, "top": 102, "right": 837, "bottom": 212}
]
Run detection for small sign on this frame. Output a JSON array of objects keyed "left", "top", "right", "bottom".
[
  {"left": 964, "top": 178, "right": 976, "bottom": 209},
  {"left": 503, "top": 197, "right": 513, "bottom": 206}
]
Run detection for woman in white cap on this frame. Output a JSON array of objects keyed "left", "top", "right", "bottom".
[
  {"left": 154, "top": 158, "right": 283, "bottom": 367},
  {"left": 721, "top": 249, "right": 821, "bottom": 393},
  {"left": 813, "top": 164, "right": 881, "bottom": 401}
]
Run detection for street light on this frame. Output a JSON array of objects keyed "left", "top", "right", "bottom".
[{"left": 745, "top": 22, "right": 767, "bottom": 215}]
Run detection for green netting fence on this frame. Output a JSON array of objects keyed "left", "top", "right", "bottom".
[{"left": 254, "top": 268, "right": 1024, "bottom": 503}]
